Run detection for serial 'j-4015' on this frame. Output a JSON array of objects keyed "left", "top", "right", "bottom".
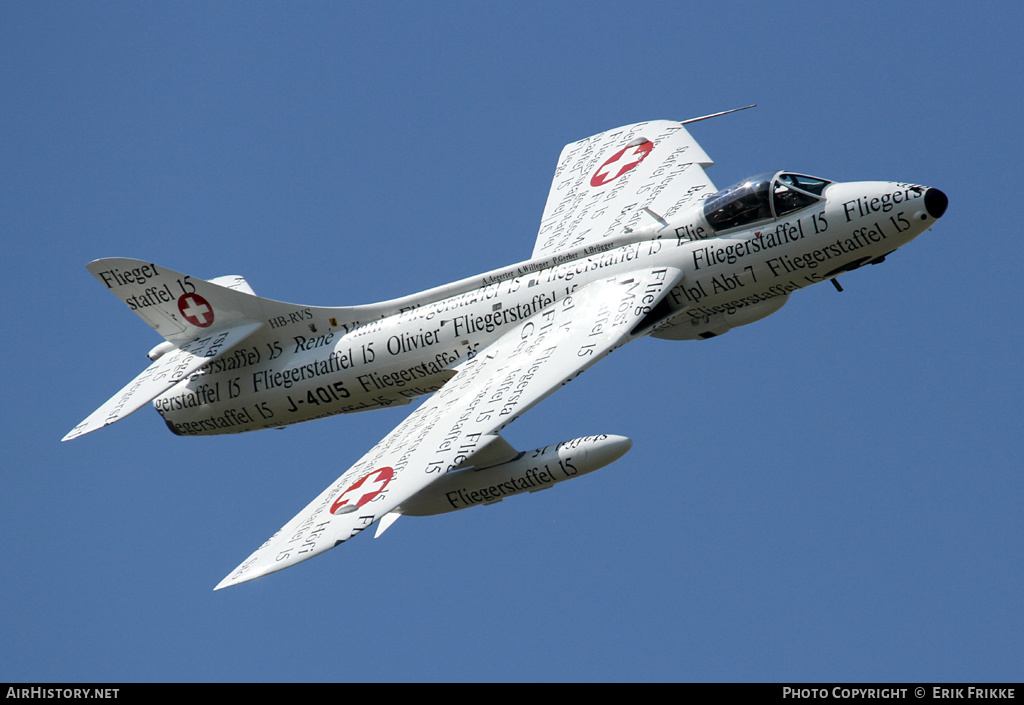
[{"left": 64, "top": 108, "right": 948, "bottom": 589}]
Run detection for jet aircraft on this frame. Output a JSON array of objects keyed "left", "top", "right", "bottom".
[{"left": 64, "top": 110, "right": 948, "bottom": 589}]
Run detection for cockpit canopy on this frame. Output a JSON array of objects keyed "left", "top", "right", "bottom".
[{"left": 703, "top": 172, "right": 832, "bottom": 232}]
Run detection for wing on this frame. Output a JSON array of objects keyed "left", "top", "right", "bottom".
[
  {"left": 215, "top": 265, "right": 684, "bottom": 589},
  {"left": 533, "top": 120, "right": 717, "bottom": 259}
]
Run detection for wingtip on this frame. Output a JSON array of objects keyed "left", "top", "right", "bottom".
[
  {"left": 62, "top": 420, "right": 90, "bottom": 442},
  {"left": 214, "top": 550, "right": 297, "bottom": 590},
  {"left": 214, "top": 573, "right": 247, "bottom": 591},
  {"left": 214, "top": 564, "right": 252, "bottom": 590}
]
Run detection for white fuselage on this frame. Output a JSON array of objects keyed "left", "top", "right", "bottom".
[{"left": 157, "top": 180, "right": 938, "bottom": 436}]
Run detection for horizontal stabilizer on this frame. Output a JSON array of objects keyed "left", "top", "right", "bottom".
[{"left": 62, "top": 322, "right": 263, "bottom": 441}]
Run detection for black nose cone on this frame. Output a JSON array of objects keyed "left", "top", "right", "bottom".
[{"left": 925, "top": 188, "right": 948, "bottom": 219}]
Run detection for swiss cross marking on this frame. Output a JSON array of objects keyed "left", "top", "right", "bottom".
[
  {"left": 590, "top": 141, "right": 654, "bottom": 187},
  {"left": 330, "top": 467, "right": 395, "bottom": 514},
  {"left": 178, "top": 293, "right": 214, "bottom": 328}
]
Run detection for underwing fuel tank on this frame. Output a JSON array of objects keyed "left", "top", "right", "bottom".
[{"left": 397, "top": 435, "right": 633, "bottom": 516}]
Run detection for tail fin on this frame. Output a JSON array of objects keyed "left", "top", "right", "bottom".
[
  {"left": 86, "top": 257, "right": 380, "bottom": 339},
  {"left": 86, "top": 259, "right": 275, "bottom": 343},
  {"left": 65, "top": 258, "right": 367, "bottom": 441},
  {"left": 66, "top": 257, "right": 411, "bottom": 441}
]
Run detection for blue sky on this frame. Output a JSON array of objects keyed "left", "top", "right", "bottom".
[{"left": 2, "top": 1, "right": 1021, "bottom": 682}]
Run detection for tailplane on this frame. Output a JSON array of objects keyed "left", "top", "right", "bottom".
[
  {"left": 64, "top": 258, "right": 371, "bottom": 441},
  {"left": 62, "top": 321, "right": 263, "bottom": 441}
]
